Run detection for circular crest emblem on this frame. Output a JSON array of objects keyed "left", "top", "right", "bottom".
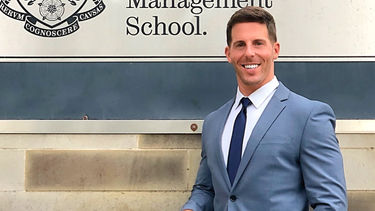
[
  {"left": 0, "top": 0, "right": 105, "bottom": 37},
  {"left": 39, "top": 0, "right": 65, "bottom": 21}
]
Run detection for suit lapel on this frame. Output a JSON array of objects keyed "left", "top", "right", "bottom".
[
  {"left": 232, "top": 83, "right": 290, "bottom": 188},
  {"left": 213, "top": 98, "right": 235, "bottom": 190}
]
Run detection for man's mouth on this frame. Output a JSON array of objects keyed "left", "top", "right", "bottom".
[{"left": 242, "top": 64, "right": 259, "bottom": 69}]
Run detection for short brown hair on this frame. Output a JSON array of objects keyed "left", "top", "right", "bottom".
[{"left": 226, "top": 6, "right": 277, "bottom": 46}]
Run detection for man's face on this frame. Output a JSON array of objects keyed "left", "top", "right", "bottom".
[{"left": 225, "top": 22, "right": 280, "bottom": 95}]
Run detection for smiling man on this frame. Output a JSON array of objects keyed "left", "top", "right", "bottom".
[{"left": 182, "top": 6, "right": 347, "bottom": 211}]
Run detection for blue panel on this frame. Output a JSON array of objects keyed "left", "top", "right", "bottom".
[
  {"left": 275, "top": 62, "right": 375, "bottom": 119},
  {"left": 0, "top": 62, "right": 374, "bottom": 119}
]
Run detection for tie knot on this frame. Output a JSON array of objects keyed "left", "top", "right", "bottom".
[{"left": 240, "top": 98, "right": 251, "bottom": 108}]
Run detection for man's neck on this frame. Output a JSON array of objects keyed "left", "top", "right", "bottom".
[{"left": 238, "top": 76, "right": 276, "bottom": 96}]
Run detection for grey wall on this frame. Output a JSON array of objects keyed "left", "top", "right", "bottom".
[{"left": 0, "top": 62, "right": 374, "bottom": 119}]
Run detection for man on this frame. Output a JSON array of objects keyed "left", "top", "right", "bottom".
[{"left": 182, "top": 6, "right": 347, "bottom": 211}]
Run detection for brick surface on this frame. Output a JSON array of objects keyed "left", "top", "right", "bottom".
[
  {"left": 342, "top": 149, "right": 375, "bottom": 190},
  {"left": 139, "top": 135, "right": 201, "bottom": 149},
  {"left": 348, "top": 191, "right": 375, "bottom": 211},
  {"left": 0, "top": 150, "right": 24, "bottom": 191},
  {"left": 187, "top": 149, "right": 201, "bottom": 190},
  {"left": 1, "top": 190, "right": 373, "bottom": 211},
  {"left": 26, "top": 150, "right": 188, "bottom": 191},
  {"left": 0, "top": 191, "right": 190, "bottom": 211},
  {"left": 0, "top": 134, "right": 137, "bottom": 149}
]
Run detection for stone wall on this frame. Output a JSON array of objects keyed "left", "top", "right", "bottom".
[{"left": 0, "top": 133, "right": 374, "bottom": 210}]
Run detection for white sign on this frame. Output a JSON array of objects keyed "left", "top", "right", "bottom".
[{"left": 1, "top": 0, "right": 374, "bottom": 61}]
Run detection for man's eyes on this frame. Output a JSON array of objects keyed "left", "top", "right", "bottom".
[
  {"left": 233, "top": 41, "right": 264, "bottom": 48},
  {"left": 234, "top": 42, "right": 245, "bottom": 47}
]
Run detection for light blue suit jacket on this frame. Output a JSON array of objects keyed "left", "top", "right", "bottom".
[{"left": 182, "top": 83, "right": 347, "bottom": 211}]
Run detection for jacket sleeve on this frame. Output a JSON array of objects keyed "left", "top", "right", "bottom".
[
  {"left": 300, "top": 102, "right": 348, "bottom": 211},
  {"left": 181, "top": 119, "right": 215, "bottom": 211}
]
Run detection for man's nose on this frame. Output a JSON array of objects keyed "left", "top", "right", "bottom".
[{"left": 244, "top": 46, "right": 255, "bottom": 57}]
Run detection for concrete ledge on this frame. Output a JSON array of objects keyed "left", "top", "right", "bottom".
[
  {"left": 0, "top": 134, "right": 137, "bottom": 149},
  {"left": 0, "top": 120, "right": 373, "bottom": 134},
  {"left": 25, "top": 150, "right": 188, "bottom": 191},
  {"left": 0, "top": 120, "right": 203, "bottom": 134},
  {"left": 336, "top": 120, "right": 375, "bottom": 134}
]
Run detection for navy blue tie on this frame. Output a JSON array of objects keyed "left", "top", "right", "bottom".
[{"left": 227, "top": 97, "right": 251, "bottom": 185}]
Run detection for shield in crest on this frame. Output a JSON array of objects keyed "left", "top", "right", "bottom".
[{"left": 17, "top": 0, "right": 87, "bottom": 28}]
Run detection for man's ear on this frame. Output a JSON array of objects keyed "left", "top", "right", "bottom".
[
  {"left": 225, "top": 46, "right": 232, "bottom": 63},
  {"left": 273, "top": 42, "right": 280, "bottom": 60}
]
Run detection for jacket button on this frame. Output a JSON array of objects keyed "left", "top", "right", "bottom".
[{"left": 230, "top": 195, "right": 237, "bottom": 202}]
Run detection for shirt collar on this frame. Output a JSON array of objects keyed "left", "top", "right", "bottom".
[{"left": 234, "top": 76, "right": 279, "bottom": 109}]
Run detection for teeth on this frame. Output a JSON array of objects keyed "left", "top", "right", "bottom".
[{"left": 244, "top": 64, "right": 259, "bottom": 69}]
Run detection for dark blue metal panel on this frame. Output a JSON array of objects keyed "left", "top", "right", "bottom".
[
  {"left": 0, "top": 62, "right": 373, "bottom": 119},
  {"left": 276, "top": 62, "right": 375, "bottom": 119}
]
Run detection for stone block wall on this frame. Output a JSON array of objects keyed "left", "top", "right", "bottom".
[{"left": 0, "top": 133, "right": 374, "bottom": 210}]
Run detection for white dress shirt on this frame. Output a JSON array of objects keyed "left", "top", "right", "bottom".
[{"left": 221, "top": 77, "right": 279, "bottom": 166}]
